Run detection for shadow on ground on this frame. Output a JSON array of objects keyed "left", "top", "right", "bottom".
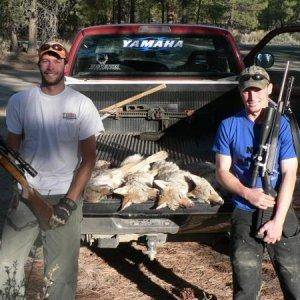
[
  {"left": 90, "top": 243, "right": 217, "bottom": 300},
  {"left": 169, "top": 232, "right": 231, "bottom": 256}
]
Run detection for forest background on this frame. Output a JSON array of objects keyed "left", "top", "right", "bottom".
[
  {"left": 0, "top": 2, "right": 299, "bottom": 299},
  {"left": 0, "top": 0, "right": 299, "bottom": 56}
]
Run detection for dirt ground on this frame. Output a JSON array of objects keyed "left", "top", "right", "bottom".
[
  {"left": 1, "top": 52, "right": 299, "bottom": 300},
  {"left": 24, "top": 236, "right": 287, "bottom": 300}
]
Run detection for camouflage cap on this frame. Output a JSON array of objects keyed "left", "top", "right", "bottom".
[
  {"left": 238, "top": 65, "right": 270, "bottom": 92},
  {"left": 38, "top": 41, "right": 68, "bottom": 61}
]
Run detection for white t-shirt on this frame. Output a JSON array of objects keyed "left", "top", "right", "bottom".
[{"left": 6, "top": 86, "right": 104, "bottom": 195}]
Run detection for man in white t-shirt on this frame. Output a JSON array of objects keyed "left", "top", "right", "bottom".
[{"left": 0, "top": 41, "right": 104, "bottom": 299}]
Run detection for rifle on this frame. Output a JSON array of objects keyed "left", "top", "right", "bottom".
[
  {"left": 250, "top": 61, "right": 296, "bottom": 238},
  {"left": 0, "top": 136, "right": 54, "bottom": 231}
]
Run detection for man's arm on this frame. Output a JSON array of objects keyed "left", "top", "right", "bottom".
[
  {"left": 7, "top": 131, "right": 22, "bottom": 151},
  {"left": 215, "top": 153, "right": 275, "bottom": 209},
  {"left": 258, "top": 157, "right": 298, "bottom": 243},
  {"left": 66, "top": 135, "right": 96, "bottom": 202}
]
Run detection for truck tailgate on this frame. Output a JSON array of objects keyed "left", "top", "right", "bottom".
[{"left": 83, "top": 197, "right": 232, "bottom": 217}]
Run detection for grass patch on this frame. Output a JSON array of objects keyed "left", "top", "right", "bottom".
[{"left": 232, "top": 29, "right": 300, "bottom": 46}]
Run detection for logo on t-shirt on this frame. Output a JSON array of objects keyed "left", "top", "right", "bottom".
[{"left": 63, "top": 113, "right": 77, "bottom": 119}]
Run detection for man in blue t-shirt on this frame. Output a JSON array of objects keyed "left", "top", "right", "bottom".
[{"left": 213, "top": 65, "right": 299, "bottom": 299}]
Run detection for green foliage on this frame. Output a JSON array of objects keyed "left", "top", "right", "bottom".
[
  {"left": 205, "top": 0, "right": 228, "bottom": 25},
  {"left": 0, "top": 0, "right": 27, "bottom": 34},
  {"left": 226, "top": 0, "right": 268, "bottom": 31},
  {"left": 0, "top": 262, "right": 25, "bottom": 299},
  {"left": 57, "top": 0, "right": 80, "bottom": 38},
  {"left": 259, "top": 0, "right": 299, "bottom": 29},
  {"left": 74, "top": 0, "right": 113, "bottom": 26},
  {"left": 0, "top": 0, "right": 299, "bottom": 47},
  {"left": 136, "top": 0, "right": 153, "bottom": 23}
]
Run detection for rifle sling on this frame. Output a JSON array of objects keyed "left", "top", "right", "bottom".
[{"left": 289, "top": 111, "right": 300, "bottom": 161}]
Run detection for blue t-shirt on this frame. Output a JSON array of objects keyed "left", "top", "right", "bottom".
[{"left": 212, "top": 109, "right": 296, "bottom": 211}]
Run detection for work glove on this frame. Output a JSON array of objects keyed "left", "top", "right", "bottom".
[{"left": 50, "top": 197, "right": 77, "bottom": 228}]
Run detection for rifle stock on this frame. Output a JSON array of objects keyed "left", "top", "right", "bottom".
[
  {"left": 22, "top": 188, "right": 53, "bottom": 230},
  {"left": 255, "top": 174, "right": 277, "bottom": 238},
  {"left": 0, "top": 147, "right": 53, "bottom": 231}
]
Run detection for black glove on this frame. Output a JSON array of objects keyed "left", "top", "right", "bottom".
[{"left": 50, "top": 197, "right": 77, "bottom": 228}]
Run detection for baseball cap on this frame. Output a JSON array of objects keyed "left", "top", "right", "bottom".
[
  {"left": 38, "top": 41, "right": 68, "bottom": 61},
  {"left": 238, "top": 65, "right": 270, "bottom": 92}
]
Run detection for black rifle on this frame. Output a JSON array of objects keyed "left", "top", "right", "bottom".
[
  {"left": 0, "top": 136, "right": 54, "bottom": 236},
  {"left": 250, "top": 61, "right": 295, "bottom": 238}
]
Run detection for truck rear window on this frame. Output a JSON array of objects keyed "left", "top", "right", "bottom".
[{"left": 72, "top": 34, "right": 239, "bottom": 77}]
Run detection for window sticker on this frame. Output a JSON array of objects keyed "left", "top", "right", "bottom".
[
  {"left": 88, "top": 53, "right": 121, "bottom": 71},
  {"left": 88, "top": 64, "right": 121, "bottom": 71},
  {"left": 122, "top": 37, "right": 183, "bottom": 51}
]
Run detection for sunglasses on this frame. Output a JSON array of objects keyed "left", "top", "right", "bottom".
[
  {"left": 239, "top": 73, "right": 269, "bottom": 83},
  {"left": 39, "top": 43, "right": 66, "bottom": 53}
]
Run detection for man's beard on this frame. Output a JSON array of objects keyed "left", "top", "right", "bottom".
[{"left": 40, "top": 71, "right": 65, "bottom": 86}]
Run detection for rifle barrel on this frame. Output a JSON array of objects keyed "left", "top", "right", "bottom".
[
  {"left": 277, "top": 61, "right": 290, "bottom": 104},
  {"left": 284, "top": 76, "right": 294, "bottom": 110},
  {"left": 250, "top": 107, "right": 276, "bottom": 187}
]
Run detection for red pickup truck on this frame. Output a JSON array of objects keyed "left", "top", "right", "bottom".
[{"left": 65, "top": 24, "right": 299, "bottom": 259}]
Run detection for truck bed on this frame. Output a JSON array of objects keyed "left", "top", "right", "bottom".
[
  {"left": 81, "top": 131, "right": 233, "bottom": 218},
  {"left": 68, "top": 82, "right": 240, "bottom": 220}
]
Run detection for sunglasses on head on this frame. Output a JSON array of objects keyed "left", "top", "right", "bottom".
[
  {"left": 239, "top": 73, "right": 269, "bottom": 83},
  {"left": 39, "top": 43, "right": 66, "bottom": 52}
]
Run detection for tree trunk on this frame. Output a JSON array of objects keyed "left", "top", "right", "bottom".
[
  {"left": 130, "top": 0, "right": 135, "bottom": 23},
  {"left": 227, "top": 0, "right": 235, "bottom": 30},
  {"left": 196, "top": 0, "right": 202, "bottom": 24},
  {"left": 117, "top": 0, "right": 122, "bottom": 23},
  {"left": 49, "top": 1, "right": 59, "bottom": 40},
  {"left": 147, "top": 3, "right": 151, "bottom": 22},
  {"left": 181, "top": 0, "right": 188, "bottom": 23},
  {"left": 161, "top": 0, "right": 165, "bottom": 23},
  {"left": 112, "top": 0, "right": 116, "bottom": 23},
  {"left": 166, "top": 0, "right": 174, "bottom": 23},
  {"left": 49, "top": 14, "right": 58, "bottom": 39},
  {"left": 10, "top": 30, "right": 18, "bottom": 53},
  {"left": 28, "top": 0, "right": 38, "bottom": 54}
]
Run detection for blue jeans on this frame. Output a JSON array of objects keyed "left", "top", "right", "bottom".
[{"left": 230, "top": 207, "right": 300, "bottom": 300}]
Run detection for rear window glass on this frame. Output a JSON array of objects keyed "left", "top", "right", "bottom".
[{"left": 72, "top": 34, "right": 239, "bottom": 77}]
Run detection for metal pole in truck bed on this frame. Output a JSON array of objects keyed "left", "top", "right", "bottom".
[{"left": 100, "top": 83, "right": 167, "bottom": 120}]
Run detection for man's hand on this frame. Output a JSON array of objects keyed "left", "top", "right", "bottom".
[
  {"left": 50, "top": 197, "right": 77, "bottom": 228},
  {"left": 244, "top": 188, "right": 275, "bottom": 209},
  {"left": 215, "top": 155, "right": 276, "bottom": 210},
  {"left": 257, "top": 219, "right": 283, "bottom": 244}
]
